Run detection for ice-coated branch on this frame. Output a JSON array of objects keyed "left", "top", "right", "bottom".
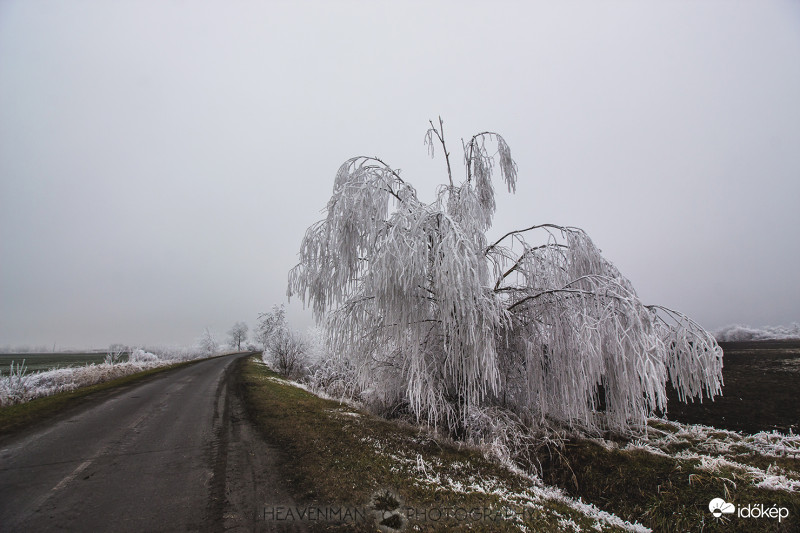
[
  {"left": 425, "top": 116, "right": 454, "bottom": 188},
  {"left": 289, "top": 119, "right": 723, "bottom": 437},
  {"left": 647, "top": 305, "right": 724, "bottom": 403},
  {"left": 486, "top": 223, "right": 580, "bottom": 254}
]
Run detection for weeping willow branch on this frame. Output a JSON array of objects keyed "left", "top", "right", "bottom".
[
  {"left": 425, "top": 116, "right": 454, "bottom": 188},
  {"left": 486, "top": 223, "right": 582, "bottom": 254}
]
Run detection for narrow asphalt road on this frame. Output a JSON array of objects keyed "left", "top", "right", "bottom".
[{"left": 0, "top": 353, "right": 304, "bottom": 532}]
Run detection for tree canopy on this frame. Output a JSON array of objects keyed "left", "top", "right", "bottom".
[{"left": 289, "top": 118, "right": 723, "bottom": 435}]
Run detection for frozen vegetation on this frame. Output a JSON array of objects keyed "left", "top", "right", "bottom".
[
  {"left": 282, "top": 362, "right": 800, "bottom": 496},
  {"left": 288, "top": 120, "right": 723, "bottom": 438},
  {"left": 0, "top": 343, "right": 225, "bottom": 407},
  {"left": 254, "top": 362, "right": 799, "bottom": 532},
  {"left": 254, "top": 364, "right": 653, "bottom": 532},
  {"left": 630, "top": 419, "right": 800, "bottom": 493},
  {"left": 277, "top": 122, "right": 799, "bottom": 529}
]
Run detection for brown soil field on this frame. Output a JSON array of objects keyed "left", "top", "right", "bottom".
[{"left": 665, "top": 339, "right": 800, "bottom": 434}]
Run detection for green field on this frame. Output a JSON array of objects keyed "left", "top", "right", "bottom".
[{"left": 0, "top": 352, "right": 129, "bottom": 374}]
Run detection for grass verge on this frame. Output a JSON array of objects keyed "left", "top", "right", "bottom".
[
  {"left": 238, "top": 356, "right": 636, "bottom": 532},
  {"left": 540, "top": 441, "right": 799, "bottom": 532},
  {"left": 0, "top": 360, "right": 197, "bottom": 437},
  {"left": 240, "top": 357, "right": 800, "bottom": 532}
]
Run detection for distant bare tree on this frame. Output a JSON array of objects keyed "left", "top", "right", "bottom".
[{"left": 227, "top": 322, "right": 249, "bottom": 351}]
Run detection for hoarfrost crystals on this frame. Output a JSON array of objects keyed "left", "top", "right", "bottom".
[{"left": 289, "top": 120, "right": 723, "bottom": 436}]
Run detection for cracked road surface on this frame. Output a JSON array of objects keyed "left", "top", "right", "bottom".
[{"left": 0, "top": 353, "right": 304, "bottom": 532}]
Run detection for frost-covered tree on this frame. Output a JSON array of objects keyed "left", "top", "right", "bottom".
[
  {"left": 289, "top": 118, "right": 723, "bottom": 436},
  {"left": 199, "top": 328, "right": 219, "bottom": 356},
  {"left": 255, "top": 305, "right": 286, "bottom": 352},
  {"left": 227, "top": 321, "right": 249, "bottom": 351}
]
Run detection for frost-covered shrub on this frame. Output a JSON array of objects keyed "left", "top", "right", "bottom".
[
  {"left": 462, "top": 405, "right": 547, "bottom": 468},
  {"left": 143, "top": 343, "right": 216, "bottom": 361},
  {"left": 129, "top": 348, "right": 160, "bottom": 363},
  {"left": 289, "top": 119, "right": 723, "bottom": 436},
  {"left": 304, "top": 327, "right": 357, "bottom": 399},
  {"left": 0, "top": 341, "right": 217, "bottom": 406},
  {"left": 307, "top": 353, "right": 361, "bottom": 399},
  {"left": 255, "top": 306, "right": 310, "bottom": 379},
  {"left": 0, "top": 361, "right": 164, "bottom": 406},
  {"left": 104, "top": 347, "right": 125, "bottom": 365},
  {"left": 270, "top": 330, "right": 308, "bottom": 379},
  {"left": 0, "top": 361, "right": 32, "bottom": 407}
]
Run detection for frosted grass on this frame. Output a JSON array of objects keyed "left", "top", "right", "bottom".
[{"left": 0, "top": 347, "right": 223, "bottom": 407}]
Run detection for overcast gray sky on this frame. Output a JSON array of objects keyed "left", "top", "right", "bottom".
[{"left": 1, "top": 1, "right": 799, "bottom": 350}]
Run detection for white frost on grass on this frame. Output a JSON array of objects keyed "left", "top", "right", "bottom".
[
  {"left": 334, "top": 410, "right": 361, "bottom": 418},
  {"left": 0, "top": 360, "right": 163, "bottom": 405},
  {"left": 644, "top": 418, "right": 800, "bottom": 460},
  {"left": 689, "top": 454, "right": 800, "bottom": 493},
  {"left": 356, "top": 432, "right": 650, "bottom": 533},
  {"left": 0, "top": 347, "right": 219, "bottom": 407},
  {"left": 607, "top": 418, "right": 800, "bottom": 493},
  {"left": 623, "top": 439, "right": 672, "bottom": 458},
  {"left": 497, "top": 455, "right": 652, "bottom": 533},
  {"left": 264, "top": 368, "right": 652, "bottom": 532},
  {"left": 744, "top": 430, "right": 800, "bottom": 459},
  {"left": 257, "top": 362, "right": 365, "bottom": 412}
]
